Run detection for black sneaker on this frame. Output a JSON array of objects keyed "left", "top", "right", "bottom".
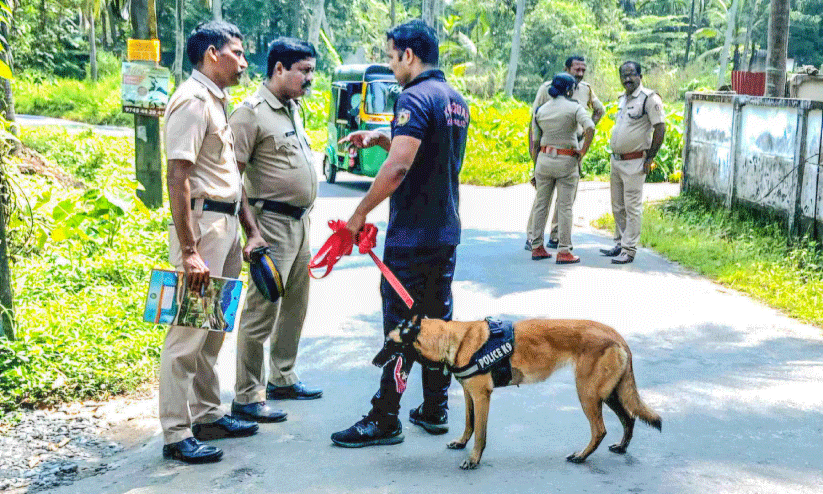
[
  {"left": 331, "top": 412, "right": 404, "bottom": 448},
  {"left": 409, "top": 404, "right": 448, "bottom": 435}
]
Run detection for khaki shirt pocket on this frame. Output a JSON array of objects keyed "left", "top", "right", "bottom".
[{"left": 271, "top": 132, "right": 302, "bottom": 169}]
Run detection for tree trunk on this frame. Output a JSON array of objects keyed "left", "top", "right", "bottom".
[
  {"left": 285, "top": 0, "right": 304, "bottom": 37},
  {"left": 0, "top": 168, "right": 13, "bottom": 341},
  {"left": 39, "top": 0, "right": 47, "bottom": 30},
  {"left": 212, "top": 0, "right": 222, "bottom": 20},
  {"left": 321, "top": 9, "right": 334, "bottom": 43},
  {"left": 422, "top": 0, "right": 435, "bottom": 29},
  {"left": 765, "top": 0, "right": 790, "bottom": 97},
  {"left": 102, "top": 3, "right": 112, "bottom": 48},
  {"left": 504, "top": 0, "right": 525, "bottom": 97},
  {"left": 0, "top": 0, "right": 14, "bottom": 339},
  {"left": 88, "top": 15, "right": 98, "bottom": 81},
  {"left": 717, "top": 0, "right": 739, "bottom": 88},
  {"left": 684, "top": 0, "right": 696, "bottom": 66},
  {"left": 390, "top": 0, "right": 395, "bottom": 26},
  {"left": 740, "top": 0, "right": 761, "bottom": 72},
  {"left": 173, "top": 0, "right": 184, "bottom": 86},
  {"left": 308, "top": 0, "right": 324, "bottom": 49}
]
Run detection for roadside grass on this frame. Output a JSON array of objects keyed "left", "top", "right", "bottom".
[
  {"left": 593, "top": 194, "right": 823, "bottom": 326},
  {"left": 0, "top": 127, "right": 167, "bottom": 415},
  {"left": 14, "top": 71, "right": 132, "bottom": 127}
]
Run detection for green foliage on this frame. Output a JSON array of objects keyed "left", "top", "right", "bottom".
[
  {"left": 596, "top": 193, "right": 823, "bottom": 326},
  {"left": 517, "top": 0, "right": 615, "bottom": 101},
  {"left": 0, "top": 127, "right": 166, "bottom": 412},
  {"left": 459, "top": 96, "right": 531, "bottom": 186},
  {"left": 13, "top": 71, "right": 132, "bottom": 126}
]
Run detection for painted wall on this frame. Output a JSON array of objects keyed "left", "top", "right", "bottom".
[{"left": 683, "top": 93, "right": 823, "bottom": 237}]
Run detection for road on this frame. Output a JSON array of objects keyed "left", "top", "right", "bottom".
[{"left": 25, "top": 123, "right": 823, "bottom": 493}]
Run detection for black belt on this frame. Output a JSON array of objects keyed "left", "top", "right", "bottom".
[
  {"left": 249, "top": 198, "right": 309, "bottom": 220},
  {"left": 191, "top": 198, "right": 239, "bottom": 215}
]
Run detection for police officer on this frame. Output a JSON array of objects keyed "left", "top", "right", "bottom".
[
  {"left": 161, "top": 21, "right": 263, "bottom": 464},
  {"left": 528, "top": 73, "right": 595, "bottom": 264},
  {"left": 330, "top": 20, "right": 470, "bottom": 448},
  {"left": 228, "top": 38, "right": 322, "bottom": 423},
  {"left": 526, "top": 55, "right": 605, "bottom": 251},
  {"left": 600, "top": 61, "right": 666, "bottom": 264}
]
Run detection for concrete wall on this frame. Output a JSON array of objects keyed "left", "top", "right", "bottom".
[{"left": 683, "top": 93, "right": 823, "bottom": 237}]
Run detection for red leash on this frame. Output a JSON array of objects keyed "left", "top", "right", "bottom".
[{"left": 309, "top": 220, "right": 414, "bottom": 309}]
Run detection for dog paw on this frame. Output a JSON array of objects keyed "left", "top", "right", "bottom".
[
  {"left": 447, "top": 440, "right": 467, "bottom": 450},
  {"left": 566, "top": 453, "right": 585, "bottom": 464},
  {"left": 608, "top": 444, "right": 627, "bottom": 454},
  {"left": 459, "top": 459, "right": 479, "bottom": 470}
]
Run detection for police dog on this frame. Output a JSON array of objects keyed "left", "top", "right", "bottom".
[{"left": 373, "top": 317, "right": 661, "bottom": 470}]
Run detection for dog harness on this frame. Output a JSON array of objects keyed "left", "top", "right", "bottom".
[{"left": 452, "top": 318, "right": 515, "bottom": 387}]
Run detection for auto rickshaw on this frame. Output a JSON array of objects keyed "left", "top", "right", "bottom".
[{"left": 324, "top": 64, "right": 401, "bottom": 183}]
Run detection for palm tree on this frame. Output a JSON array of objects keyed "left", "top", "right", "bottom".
[
  {"left": 765, "top": 0, "right": 790, "bottom": 96},
  {"left": 504, "top": 0, "right": 525, "bottom": 97}
]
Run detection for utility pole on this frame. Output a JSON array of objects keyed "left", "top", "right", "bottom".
[{"left": 130, "top": 0, "right": 163, "bottom": 208}]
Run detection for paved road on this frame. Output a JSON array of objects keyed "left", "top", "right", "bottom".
[
  {"left": 16, "top": 114, "right": 132, "bottom": 137},
  {"left": 47, "top": 161, "right": 823, "bottom": 493}
]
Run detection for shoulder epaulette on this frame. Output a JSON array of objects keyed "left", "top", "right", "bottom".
[{"left": 241, "top": 95, "right": 262, "bottom": 109}]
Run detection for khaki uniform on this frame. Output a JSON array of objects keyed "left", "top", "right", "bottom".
[
  {"left": 527, "top": 80, "right": 604, "bottom": 245},
  {"left": 528, "top": 96, "right": 594, "bottom": 253},
  {"left": 160, "top": 70, "right": 243, "bottom": 445},
  {"left": 608, "top": 84, "right": 665, "bottom": 255},
  {"left": 230, "top": 83, "right": 317, "bottom": 405}
]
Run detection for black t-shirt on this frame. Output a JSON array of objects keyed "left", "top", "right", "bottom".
[{"left": 387, "top": 70, "right": 469, "bottom": 247}]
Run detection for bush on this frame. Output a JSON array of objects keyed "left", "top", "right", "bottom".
[
  {"left": 460, "top": 96, "right": 532, "bottom": 186},
  {"left": 0, "top": 128, "right": 167, "bottom": 412}
]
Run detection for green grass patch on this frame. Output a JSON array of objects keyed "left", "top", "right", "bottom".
[
  {"left": 1, "top": 127, "right": 167, "bottom": 413},
  {"left": 14, "top": 71, "right": 133, "bottom": 127},
  {"left": 595, "top": 194, "right": 823, "bottom": 327}
]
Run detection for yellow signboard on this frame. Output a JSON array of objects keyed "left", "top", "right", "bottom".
[{"left": 127, "top": 39, "right": 161, "bottom": 62}]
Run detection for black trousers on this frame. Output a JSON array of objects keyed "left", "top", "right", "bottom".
[{"left": 370, "top": 245, "right": 457, "bottom": 419}]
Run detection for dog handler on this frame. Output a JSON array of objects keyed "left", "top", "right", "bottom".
[
  {"left": 330, "top": 20, "right": 470, "bottom": 448},
  {"left": 161, "top": 21, "right": 263, "bottom": 464},
  {"left": 527, "top": 73, "right": 594, "bottom": 264},
  {"left": 600, "top": 61, "right": 666, "bottom": 264},
  {"left": 526, "top": 55, "right": 604, "bottom": 251},
  {"left": 228, "top": 37, "right": 322, "bottom": 424}
]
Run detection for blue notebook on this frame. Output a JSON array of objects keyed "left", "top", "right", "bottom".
[{"left": 143, "top": 269, "right": 244, "bottom": 332}]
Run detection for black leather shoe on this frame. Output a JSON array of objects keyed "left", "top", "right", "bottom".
[
  {"left": 611, "top": 252, "right": 635, "bottom": 264},
  {"left": 266, "top": 382, "right": 322, "bottom": 400},
  {"left": 331, "top": 412, "right": 404, "bottom": 448},
  {"left": 600, "top": 245, "right": 621, "bottom": 257},
  {"left": 162, "top": 437, "right": 223, "bottom": 464},
  {"left": 192, "top": 415, "right": 259, "bottom": 440},
  {"left": 409, "top": 404, "right": 449, "bottom": 435},
  {"left": 231, "top": 401, "right": 287, "bottom": 423}
]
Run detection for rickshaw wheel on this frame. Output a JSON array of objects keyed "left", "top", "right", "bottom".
[{"left": 323, "top": 155, "right": 337, "bottom": 184}]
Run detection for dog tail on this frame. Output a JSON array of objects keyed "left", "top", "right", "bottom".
[{"left": 617, "top": 361, "right": 662, "bottom": 431}]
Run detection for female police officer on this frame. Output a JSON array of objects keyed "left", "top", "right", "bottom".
[{"left": 527, "top": 73, "right": 595, "bottom": 264}]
